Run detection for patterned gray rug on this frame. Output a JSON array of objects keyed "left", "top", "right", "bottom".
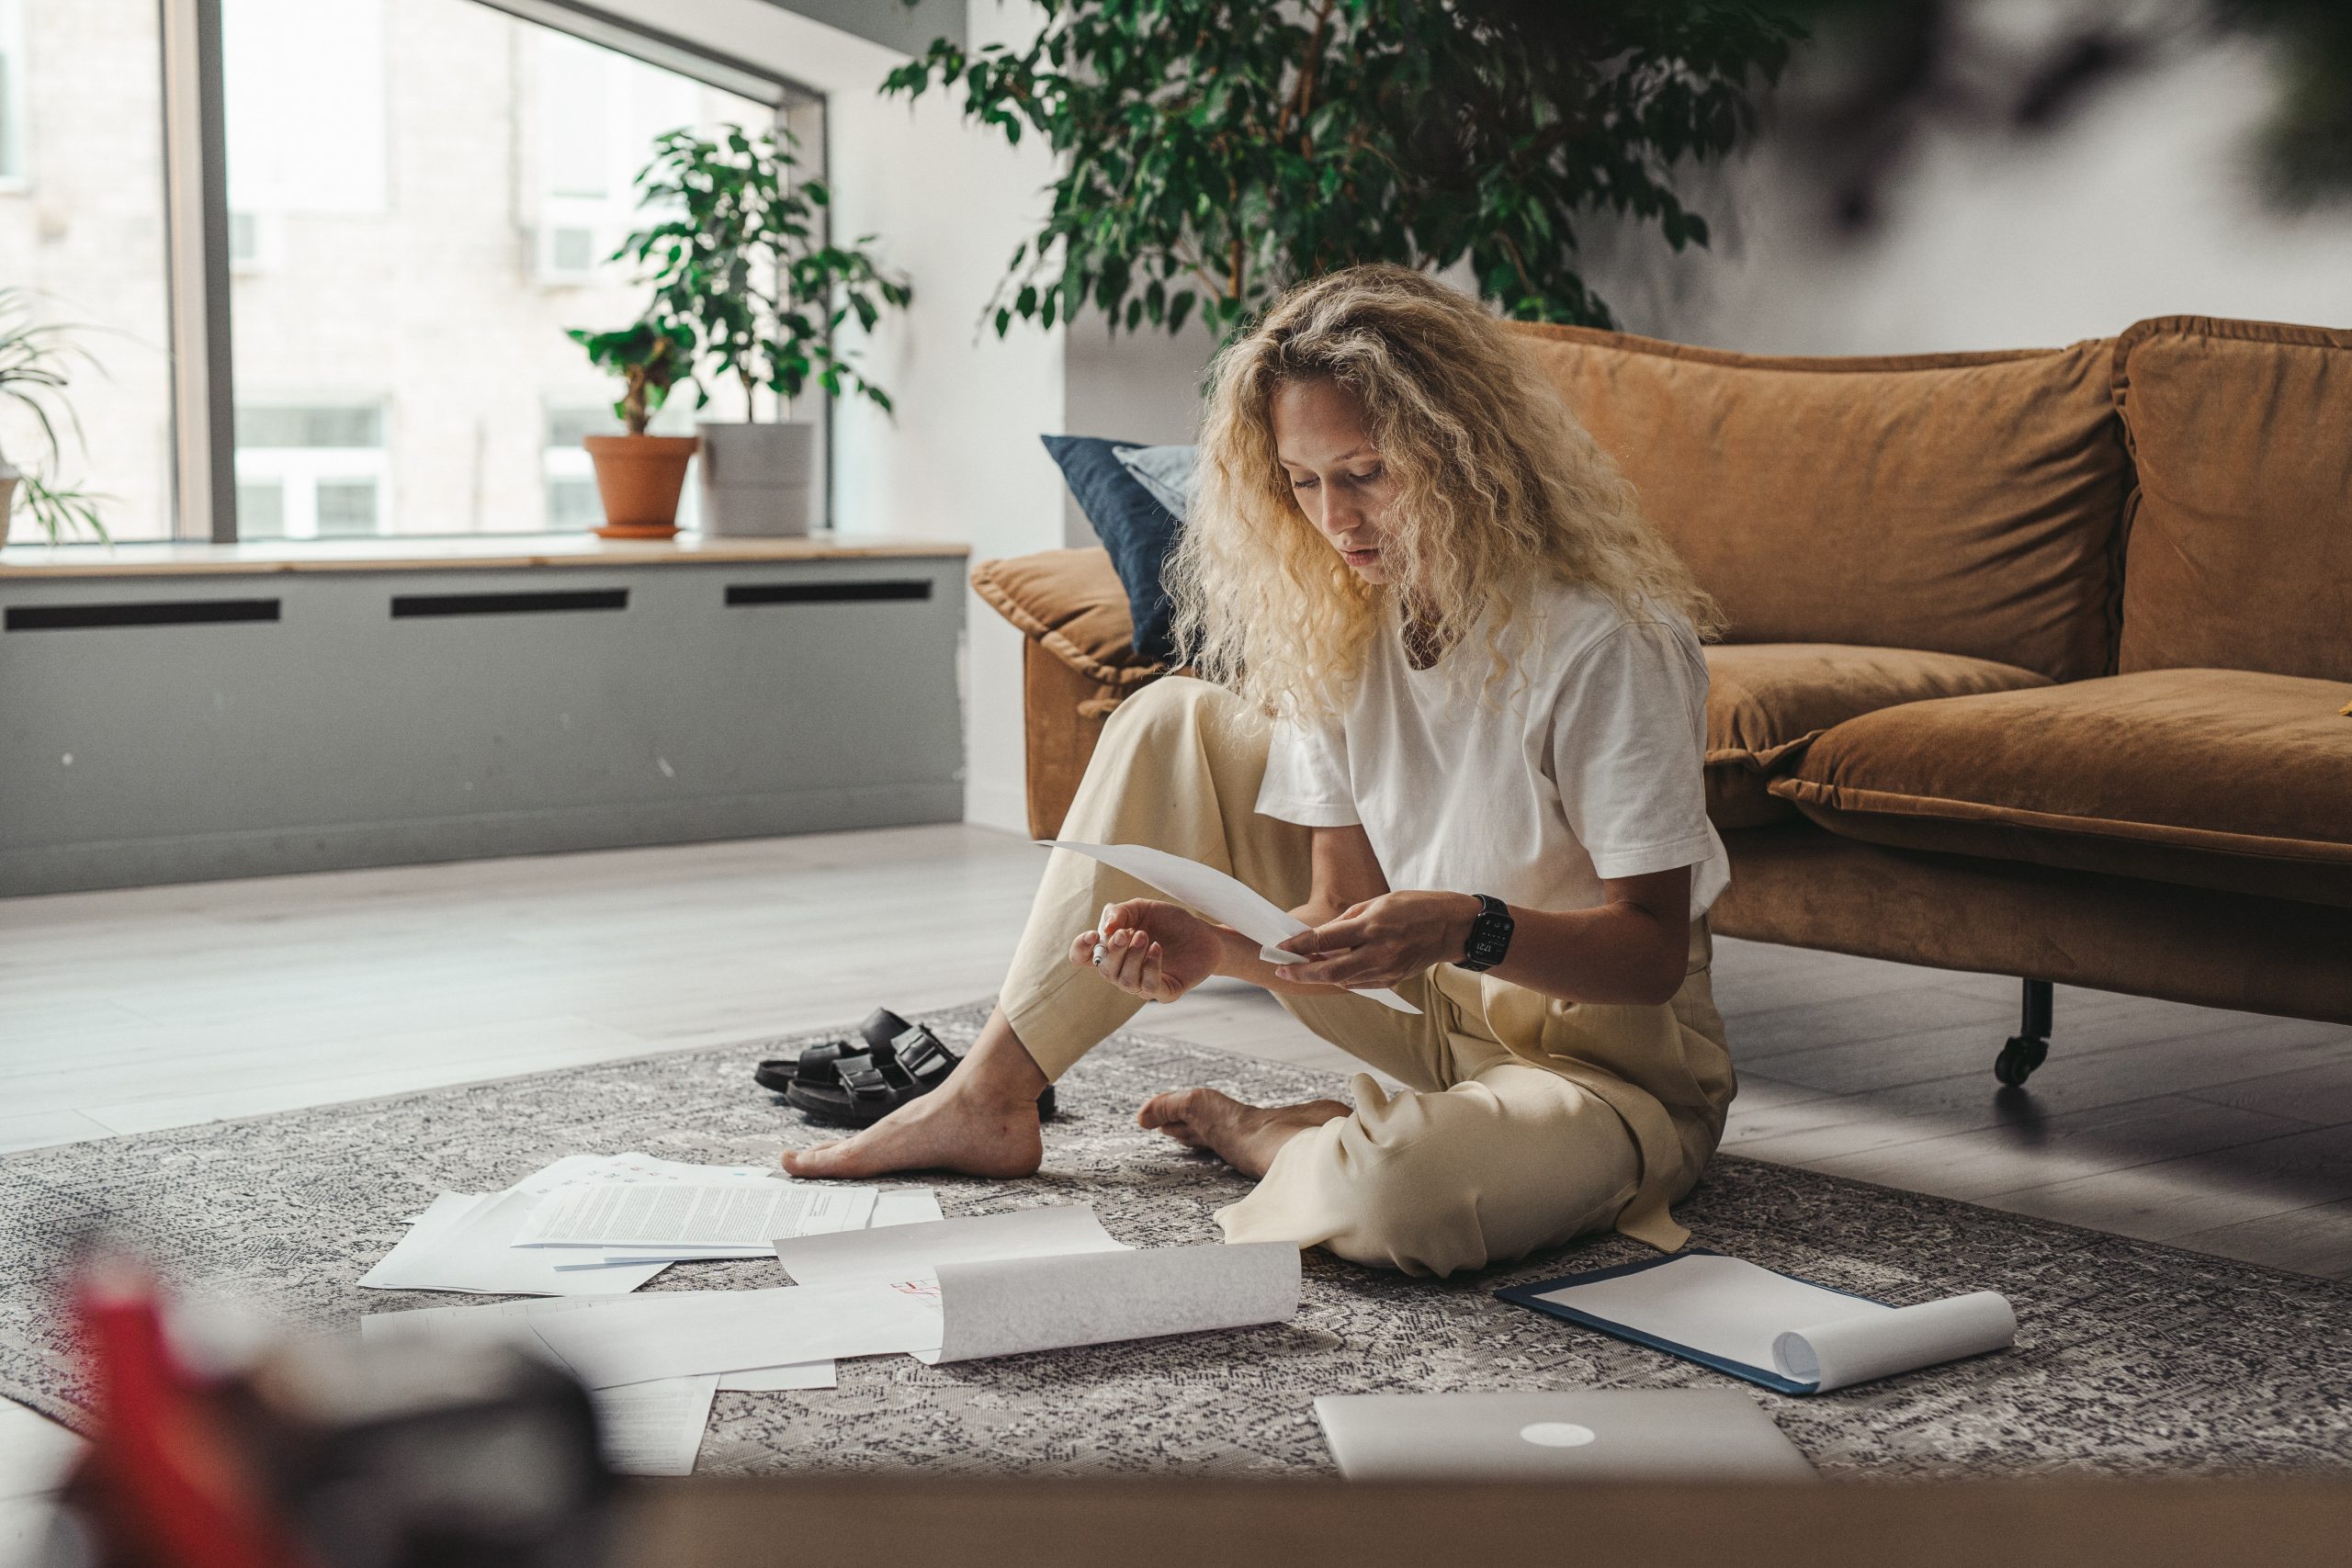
[{"left": 6, "top": 1001, "right": 2349, "bottom": 1479}]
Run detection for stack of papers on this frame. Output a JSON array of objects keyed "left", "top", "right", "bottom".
[
  {"left": 359, "top": 1152, "right": 938, "bottom": 1295},
  {"left": 361, "top": 1202, "right": 1303, "bottom": 1475},
  {"left": 511, "top": 1206, "right": 1298, "bottom": 1384}
]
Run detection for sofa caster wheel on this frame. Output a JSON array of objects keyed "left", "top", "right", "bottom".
[
  {"left": 1994, "top": 978, "right": 2055, "bottom": 1087},
  {"left": 1995, "top": 1033, "right": 2048, "bottom": 1088}
]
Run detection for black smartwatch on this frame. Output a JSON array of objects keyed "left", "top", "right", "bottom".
[{"left": 1456, "top": 894, "right": 1514, "bottom": 973}]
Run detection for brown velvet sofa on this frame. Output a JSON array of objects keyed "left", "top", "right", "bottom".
[{"left": 972, "top": 313, "right": 2352, "bottom": 1084}]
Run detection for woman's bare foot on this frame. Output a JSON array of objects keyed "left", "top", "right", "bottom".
[
  {"left": 1135, "top": 1088, "right": 1351, "bottom": 1179},
  {"left": 782, "top": 1006, "right": 1049, "bottom": 1180},
  {"left": 783, "top": 1087, "right": 1042, "bottom": 1179}
]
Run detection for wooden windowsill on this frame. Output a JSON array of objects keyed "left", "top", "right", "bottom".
[{"left": 0, "top": 531, "right": 971, "bottom": 580}]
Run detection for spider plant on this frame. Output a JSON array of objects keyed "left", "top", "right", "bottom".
[{"left": 0, "top": 288, "right": 107, "bottom": 543}]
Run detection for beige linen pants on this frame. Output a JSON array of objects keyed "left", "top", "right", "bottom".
[{"left": 1001, "top": 677, "right": 1736, "bottom": 1278}]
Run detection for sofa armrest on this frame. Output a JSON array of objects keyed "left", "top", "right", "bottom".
[{"left": 971, "top": 548, "right": 1167, "bottom": 689}]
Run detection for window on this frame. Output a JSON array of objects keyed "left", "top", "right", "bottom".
[
  {"left": 220, "top": 0, "right": 783, "bottom": 537},
  {"left": 542, "top": 403, "right": 615, "bottom": 532},
  {"left": 0, "top": 0, "right": 25, "bottom": 184},
  {"left": 0, "top": 0, "right": 176, "bottom": 540},
  {"left": 2, "top": 0, "right": 811, "bottom": 547},
  {"left": 232, "top": 400, "right": 388, "bottom": 538}
]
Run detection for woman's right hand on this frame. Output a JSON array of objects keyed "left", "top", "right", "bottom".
[{"left": 1067, "top": 898, "right": 1224, "bottom": 1003}]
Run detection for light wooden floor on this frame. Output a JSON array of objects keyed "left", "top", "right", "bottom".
[{"left": 6, "top": 823, "right": 2350, "bottom": 1545}]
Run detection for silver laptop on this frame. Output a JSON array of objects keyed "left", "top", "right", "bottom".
[{"left": 1314, "top": 1390, "right": 1816, "bottom": 1482}]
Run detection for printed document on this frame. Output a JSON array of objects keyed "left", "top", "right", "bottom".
[{"left": 514, "top": 1181, "right": 878, "bottom": 1249}]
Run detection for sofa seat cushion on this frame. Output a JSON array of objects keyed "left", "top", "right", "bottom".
[
  {"left": 1504, "top": 322, "right": 2130, "bottom": 682},
  {"left": 1772, "top": 669, "right": 2352, "bottom": 906},
  {"left": 2111, "top": 315, "right": 2352, "bottom": 682},
  {"left": 1702, "top": 644, "right": 2052, "bottom": 829},
  {"left": 971, "top": 548, "right": 1168, "bottom": 690}
]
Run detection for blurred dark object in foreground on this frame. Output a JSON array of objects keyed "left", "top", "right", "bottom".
[
  {"left": 1775, "top": 0, "right": 2352, "bottom": 225},
  {"left": 46, "top": 1258, "right": 615, "bottom": 1568}
]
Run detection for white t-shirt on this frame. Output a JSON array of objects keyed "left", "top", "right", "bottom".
[{"left": 1254, "top": 579, "right": 1729, "bottom": 919}]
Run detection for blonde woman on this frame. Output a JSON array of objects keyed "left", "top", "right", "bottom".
[{"left": 786, "top": 264, "right": 1735, "bottom": 1277}]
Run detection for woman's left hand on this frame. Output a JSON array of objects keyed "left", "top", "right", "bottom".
[{"left": 1272, "top": 890, "right": 1481, "bottom": 989}]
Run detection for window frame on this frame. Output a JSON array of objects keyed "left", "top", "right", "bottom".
[
  {"left": 0, "top": 0, "right": 27, "bottom": 189},
  {"left": 158, "top": 0, "right": 829, "bottom": 544}
]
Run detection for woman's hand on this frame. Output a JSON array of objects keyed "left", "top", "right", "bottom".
[
  {"left": 1067, "top": 898, "right": 1225, "bottom": 1003},
  {"left": 1272, "top": 890, "right": 1480, "bottom": 989}
]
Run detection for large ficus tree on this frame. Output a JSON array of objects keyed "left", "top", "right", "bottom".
[{"left": 885, "top": 1, "right": 1802, "bottom": 337}]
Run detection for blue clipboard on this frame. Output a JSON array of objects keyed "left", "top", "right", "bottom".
[{"left": 1494, "top": 1247, "right": 1894, "bottom": 1396}]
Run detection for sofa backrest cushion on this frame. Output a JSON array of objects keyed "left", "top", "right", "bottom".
[
  {"left": 1503, "top": 323, "right": 2130, "bottom": 683},
  {"left": 2109, "top": 316, "right": 2352, "bottom": 682}
]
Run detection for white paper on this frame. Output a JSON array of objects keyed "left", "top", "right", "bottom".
[
  {"left": 359, "top": 1192, "right": 666, "bottom": 1297},
  {"left": 871, "top": 1188, "right": 945, "bottom": 1228},
  {"left": 1534, "top": 1254, "right": 2015, "bottom": 1393},
  {"left": 525, "top": 1281, "right": 948, "bottom": 1388},
  {"left": 1042, "top": 840, "right": 1419, "bottom": 1013},
  {"left": 576, "top": 1153, "right": 779, "bottom": 1186},
  {"left": 933, "top": 1242, "right": 1300, "bottom": 1362},
  {"left": 591, "top": 1186, "right": 940, "bottom": 1265},
  {"left": 361, "top": 1294, "right": 586, "bottom": 1348},
  {"left": 514, "top": 1181, "right": 877, "bottom": 1248},
  {"left": 366, "top": 1297, "right": 842, "bottom": 1395},
  {"left": 770, "top": 1204, "right": 1126, "bottom": 1286},
  {"left": 591, "top": 1376, "right": 718, "bottom": 1475},
  {"left": 716, "top": 1360, "right": 838, "bottom": 1393}
]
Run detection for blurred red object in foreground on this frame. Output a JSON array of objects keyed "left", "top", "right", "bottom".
[
  {"left": 50, "top": 1246, "right": 614, "bottom": 1568},
  {"left": 69, "top": 1254, "right": 309, "bottom": 1568}
]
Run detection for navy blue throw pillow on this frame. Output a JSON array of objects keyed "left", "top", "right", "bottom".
[{"left": 1040, "top": 434, "right": 1184, "bottom": 665}]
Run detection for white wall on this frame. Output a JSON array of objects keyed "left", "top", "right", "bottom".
[
  {"left": 1057, "top": 316, "right": 1214, "bottom": 546},
  {"left": 1577, "top": 36, "right": 2352, "bottom": 352},
  {"left": 600, "top": 0, "right": 1067, "bottom": 834}
]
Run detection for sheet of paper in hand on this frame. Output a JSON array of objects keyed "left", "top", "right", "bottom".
[{"left": 1041, "top": 840, "right": 1419, "bottom": 1014}]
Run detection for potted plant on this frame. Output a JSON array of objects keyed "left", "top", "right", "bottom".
[
  {"left": 566, "top": 317, "right": 699, "bottom": 539},
  {"left": 0, "top": 288, "right": 107, "bottom": 546},
  {"left": 616, "top": 125, "right": 910, "bottom": 536}
]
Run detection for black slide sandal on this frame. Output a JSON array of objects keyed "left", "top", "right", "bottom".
[
  {"left": 752, "top": 1008, "right": 913, "bottom": 1096},
  {"left": 783, "top": 1021, "right": 1057, "bottom": 1128}
]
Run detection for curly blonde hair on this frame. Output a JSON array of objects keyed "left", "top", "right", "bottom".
[{"left": 1167, "top": 264, "right": 1720, "bottom": 718}]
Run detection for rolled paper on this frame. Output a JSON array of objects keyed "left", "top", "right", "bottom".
[
  {"left": 933, "top": 1242, "right": 1301, "bottom": 1363},
  {"left": 1773, "top": 1291, "right": 2017, "bottom": 1392}
]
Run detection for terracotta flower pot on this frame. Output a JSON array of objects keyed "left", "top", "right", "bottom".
[{"left": 582, "top": 434, "right": 699, "bottom": 539}]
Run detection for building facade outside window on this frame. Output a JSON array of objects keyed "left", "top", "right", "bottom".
[
  {"left": 233, "top": 401, "right": 389, "bottom": 539},
  {"left": 0, "top": 0, "right": 176, "bottom": 541}
]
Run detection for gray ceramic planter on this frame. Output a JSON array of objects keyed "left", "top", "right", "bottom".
[{"left": 695, "top": 421, "right": 817, "bottom": 537}]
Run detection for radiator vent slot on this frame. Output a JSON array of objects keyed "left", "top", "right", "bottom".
[
  {"left": 725, "top": 580, "right": 932, "bottom": 606},
  {"left": 390, "top": 589, "right": 628, "bottom": 618},
  {"left": 6, "top": 598, "right": 281, "bottom": 632}
]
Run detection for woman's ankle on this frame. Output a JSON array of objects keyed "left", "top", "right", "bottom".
[{"left": 957, "top": 1010, "right": 1054, "bottom": 1110}]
